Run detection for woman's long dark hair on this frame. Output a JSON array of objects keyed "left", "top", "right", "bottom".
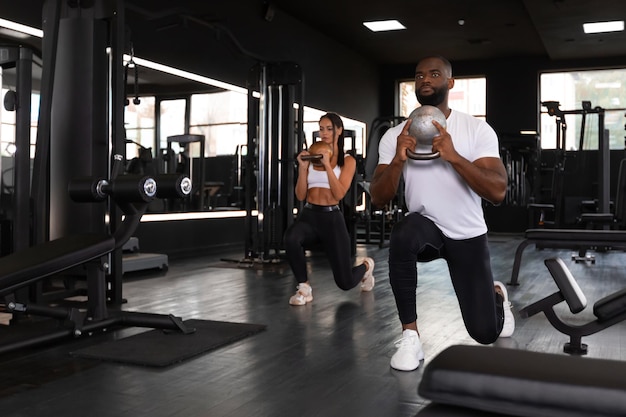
[{"left": 320, "top": 112, "right": 345, "bottom": 167}]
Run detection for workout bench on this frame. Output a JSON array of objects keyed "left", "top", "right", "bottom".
[
  {"left": 519, "top": 257, "right": 626, "bottom": 354},
  {"left": 418, "top": 344, "right": 626, "bottom": 417},
  {"left": 509, "top": 228, "right": 626, "bottom": 285},
  {"left": 0, "top": 156, "right": 194, "bottom": 354}
]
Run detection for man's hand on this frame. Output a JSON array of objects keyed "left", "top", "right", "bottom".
[
  {"left": 431, "top": 120, "right": 460, "bottom": 163},
  {"left": 396, "top": 119, "right": 417, "bottom": 162}
]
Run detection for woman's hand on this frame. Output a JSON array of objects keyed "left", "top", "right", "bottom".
[{"left": 297, "top": 150, "right": 311, "bottom": 169}]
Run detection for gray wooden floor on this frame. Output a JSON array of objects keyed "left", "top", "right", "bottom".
[{"left": 1, "top": 233, "right": 626, "bottom": 417}]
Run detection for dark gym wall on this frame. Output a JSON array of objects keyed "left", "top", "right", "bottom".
[
  {"left": 123, "top": 1, "right": 381, "bottom": 126},
  {"left": 0, "top": 0, "right": 381, "bottom": 126}
]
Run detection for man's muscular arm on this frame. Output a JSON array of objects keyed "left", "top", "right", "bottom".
[
  {"left": 449, "top": 156, "right": 507, "bottom": 205},
  {"left": 430, "top": 120, "right": 507, "bottom": 205},
  {"left": 370, "top": 161, "right": 402, "bottom": 208},
  {"left": 370, "top": 120, "right": 415, "bottom": 208}
]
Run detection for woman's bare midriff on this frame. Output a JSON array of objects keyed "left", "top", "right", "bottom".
[{"left": 307, "top": 186, "right": 340, "bottom": 206}]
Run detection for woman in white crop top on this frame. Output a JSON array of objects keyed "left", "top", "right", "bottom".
[{"left": 283, "top": 112, "right": 375, "bottom": 306}]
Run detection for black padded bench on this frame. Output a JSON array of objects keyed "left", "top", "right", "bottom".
[
  {"left": 0, "top": 233, "right": 114, "bottom": 298},
  {"left": 0, "top": 169, "right": 195, "bottom": 354},
  {"left": 519, "top": 257, "right": 626, "bottom": 354},
  {"left": 0, "top": 231, "right": 193, "bottom": 355},
  {"left": 418, "top": 344, "right": 626, "bottom": 417},
  {"left": 509, "top": 228, "right": 626, "bottom": 285}
]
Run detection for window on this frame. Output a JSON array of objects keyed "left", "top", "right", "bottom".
[
  {"left": 124, "top": 96, "right": 155, "bottom": 158},
  {"left": 190, "top": 90, "right": 247, "bottom": 156},
  {"left": 540, "top": 69, "right": 626, "bottom": 150},
  {"left": 159, "top": 98, "right": 187, "bottom": 153},
  {"left": 398, "top": 77, "right": 487, "bottom": 119}
]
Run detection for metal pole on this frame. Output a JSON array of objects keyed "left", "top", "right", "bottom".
[
  {"left": 277, "top": 84, "right": 283, "bottom": 209},
  {"left": 14, "top": 47, "right": 32, "bottom": 253},
  {"left": 257, "top": 63, "right": 267, "bottom": 258},
  {"left": 599, "top": 119, "right": 610, "bottom": 218}
]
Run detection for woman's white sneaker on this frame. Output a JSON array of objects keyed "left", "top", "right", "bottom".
[
  {"left": 360, "top": 257, "right": 375, "bottom": 292},
  {"left": 289, "top": 282, "right": 313, "bottom": 306}
]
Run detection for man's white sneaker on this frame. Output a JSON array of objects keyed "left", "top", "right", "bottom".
[
  {"left": 390, "top": 329, "right": 424, "bottom": 371},
  {"left": 494, "top": 281, "right": 515, "bottom": 337},
  {"left": 289, "top": 282, "right": 313, "bottom": 306},
  {"left": 360, "top": 257, "right": 375, "bottom": 292}
]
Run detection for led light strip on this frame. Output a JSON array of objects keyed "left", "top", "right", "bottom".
[
  {"left": 140, "top": 210, "right": 256, "bottom": 222},
  {"left": 0, "top": 18, "right": 43, "bottom": 38}
]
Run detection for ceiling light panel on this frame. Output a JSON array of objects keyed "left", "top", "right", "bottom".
[
  {"left": 583, "top": 20, "right": 624, "bottom": 34},
  {"left": 363, "top": 20, "right": 406, "bottom": 32}
]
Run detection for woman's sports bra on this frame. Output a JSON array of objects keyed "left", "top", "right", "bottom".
[{"left": 308, "top": 164, "right": 341, "bottom": 189}]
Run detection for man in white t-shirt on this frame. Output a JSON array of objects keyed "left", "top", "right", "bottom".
[{"left": 370, "top": 56, "right": 515, "bottom": 372}]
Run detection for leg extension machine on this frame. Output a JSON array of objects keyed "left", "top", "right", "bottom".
[{"left": 520, "top": 257, "right": 626, "bottom": 354}]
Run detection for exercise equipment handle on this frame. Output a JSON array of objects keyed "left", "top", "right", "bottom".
[
  {"left": 109, "top": 175, "right": 157, "bottom": 202},
  {"left": 300, "top": 154, "right": 323, "bottom": 162},
  {"left": 154, "top": 174, "right": 192, "bottom": 198},
  {"left": 406, "top": 149, "right": 440, "bottom": 160},
  {"left": 67, "top": 177, "right": 108, "bottom": 202},
  {"left": 69, "top": 175, "right": 157, "bottom": 203}
]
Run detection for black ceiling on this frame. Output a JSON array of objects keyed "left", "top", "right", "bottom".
[
  {"left": 270, "top": 0, "right": 626, "bottom": 63},
  {"left": 2, "top": 0, "right": 626, "bottom": 62},
  {"left": 122, "top": 0, "right": 626, "bottom": 64}
]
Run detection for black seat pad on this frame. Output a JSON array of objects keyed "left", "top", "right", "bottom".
[
  {"left": 0, "top": 233, "right": 114, "bottom": 297},
  {"left": 526, "top": 228, "right": 626, "bottom": 242},
  {"left": 419, "top": 345, "right": 626, "bottom": 417},
  {"left": 594, "top": 288, "right": 626, "bottom": 321}
]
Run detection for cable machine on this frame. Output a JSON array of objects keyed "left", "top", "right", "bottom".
[
  {"left": 0, "top": 0, "right": 197, "bottom": 354},
  {"left": 166, "top": 134, "right": 206, "bottom": 211},
  {"left": 243, "top": 62, "right": 304, "bottom": 263},
  {"left": 27, "top": 0, "right": 127, "bottom": 304},
  {"left": 532, "top": 101, "right": 608, "bottom": 228}
]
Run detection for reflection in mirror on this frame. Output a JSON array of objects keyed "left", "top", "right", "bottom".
[
  {"left": 124, "top": 65, "right": 367, "bottom": 216},
  {"left": 0, "top": 17, "right": 367, "bottom": 221},
  {"left": 0, "top": 54, "right": 41, "bottom": 255}
]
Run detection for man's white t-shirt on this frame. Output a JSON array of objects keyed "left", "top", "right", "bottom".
[{"left": 377, "top": 109, "right": 501, "bottom": 240}]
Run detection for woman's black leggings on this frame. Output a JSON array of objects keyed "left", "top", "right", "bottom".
[
  {"left": 283, "top": 206, "right": 366, "bottom": 290},
  {"left": 388, "top": 212, "right": 504, "bottom": 344}
]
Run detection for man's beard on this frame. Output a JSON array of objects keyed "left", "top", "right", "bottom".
[{"left": 416, "top": 86, "right": 447, "bottom": 107}]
